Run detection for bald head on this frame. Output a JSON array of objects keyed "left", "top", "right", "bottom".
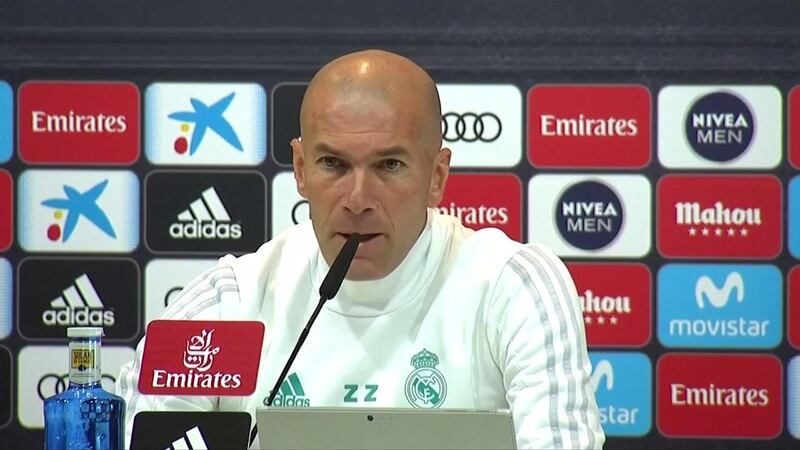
[{"left": 300, "top": 50, "right": 442, "bottom": 155}]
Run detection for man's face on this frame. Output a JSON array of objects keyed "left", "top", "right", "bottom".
[{"left": 293, "top": 94, "right": 449, "bottom": 280}]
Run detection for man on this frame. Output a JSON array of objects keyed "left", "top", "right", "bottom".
[{"left": 117, "top": 49, "right": 605, "bottom": 449}]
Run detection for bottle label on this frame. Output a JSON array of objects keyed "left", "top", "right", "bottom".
[{"left": 69, "top": 343, "right": 100, "bottom": 385}]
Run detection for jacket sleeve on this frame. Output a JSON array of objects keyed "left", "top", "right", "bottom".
[
  {"left": 486, "top": 243, "right": 605, "bottom": 449},
  {"left": 115, "top": 262, "right": 242, "bottom": 448}
]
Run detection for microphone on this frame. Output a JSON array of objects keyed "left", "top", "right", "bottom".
[{"left": 249, "top": 233, "right": 361, "bottom": 446}]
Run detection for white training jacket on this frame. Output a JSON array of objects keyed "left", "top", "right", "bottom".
[{"left": 117, "top": 209, "right": 605, "bottom": 449}]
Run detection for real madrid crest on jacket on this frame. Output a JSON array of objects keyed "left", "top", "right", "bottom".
[{"left": 118, "top": 209, "right": 605, "bottom": 449}]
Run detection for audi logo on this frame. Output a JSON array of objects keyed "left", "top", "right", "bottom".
[
  {"left": 291, "top": 200, "right": 310, "bottom": 225},
  {"left": 164, "top": 286, "right": 183, "bottom": 307},
  {"left": 37, "top": 373, "right": 117, "bottom": 401},
  {"left": 441, "top": 112, "right": 502, "bottom": 143}
]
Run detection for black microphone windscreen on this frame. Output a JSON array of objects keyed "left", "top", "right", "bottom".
[{"left": 318, "top": 233, "right": 361, "bottom": 299}]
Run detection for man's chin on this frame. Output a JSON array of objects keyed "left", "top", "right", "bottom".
[{"left": 344, "top": 260, "right": 391, "bottom": 281}]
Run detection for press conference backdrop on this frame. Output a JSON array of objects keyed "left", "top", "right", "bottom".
[{"left": 1, "top": 1, "right": 800, "bottom": 449}]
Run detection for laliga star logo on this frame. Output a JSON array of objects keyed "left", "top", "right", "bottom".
[
  {"left": 41, "top": 179, "right": 116, "bottom": 242},
  {"left": 590, "top": 360, "right": 614, "bottom": 393},
  {"left": 168, "top": 92, "right": 243, "bottom": 156},
  {"left": 183, "top": 329, "right": 220, "bottom": 372},
  {"left": 695, "top": 272, "right": 744, "bottom": 309}
]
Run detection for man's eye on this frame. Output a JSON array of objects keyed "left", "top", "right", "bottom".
[
  {"left": 381, "top": 159, "right": 404, "bottom": 172},
  {"left": 319, "top": 157, "right": 341, "bottom": 169}
]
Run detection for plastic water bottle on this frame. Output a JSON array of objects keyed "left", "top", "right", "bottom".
[{"left": 43, "top": 327, "right": 125, "bottom": 449}]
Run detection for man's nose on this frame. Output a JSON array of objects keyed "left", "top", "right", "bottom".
[{"left": 343, "top": 170, "right": 376, "bottom": 214}]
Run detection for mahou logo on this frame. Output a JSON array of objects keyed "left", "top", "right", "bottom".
[
  {"left": 789, "top": 267, "right": 800, "bottom": 350},
  {"left": 437, "top": 174, "right": 521, "bottom": 241},
  {"left": 568, "top": 263, "right": 651, "bottom": 347},
  {"left": 138, "top": 320, "right": 264, "bottom": 396},
  {"left": 528, "top": 84, "right": 651, "bottom": 168},
  {"left": 658, "top": 85, "right": 781, "bottom": 169},
  {"left": 18, "top": 81, "right": 140, "bottom": 164},
  {"left": 657, "top": 353, "right": 782, "bottom": 438},
  {"left": 790, "top": 86, "right": 800, "bottom": 169},
  {"left": 657, "top": 175, "right": 781, "bottom": 258}
]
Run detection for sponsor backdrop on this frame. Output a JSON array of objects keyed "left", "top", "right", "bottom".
[{"left": 1, "top": 1, "right": 800, "bottom": 449}]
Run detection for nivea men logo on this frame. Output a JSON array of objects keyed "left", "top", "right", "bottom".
[
  {"left": 659, "top": 85, "right": 780, "bottom": 169},
  {"left": 529, "top": 174, "right": 650, "bottom": 258},
  {"left": 17, "top": 258, "right": 140, "bottom": 341},
  {"left": 589, "top": 352, "right": 651, "bottom": 436},
  {"left": 685, "top": 92, "right": 754, "bottom": 162},
  {"left": 657, "top": 264, "right": 781, "bottom": 349},
  {"left": 145, "top": 171, "right": 266, "bottom": 253},
  {"left": 556, "top": 181, "right": 623, "bottom": 250}
]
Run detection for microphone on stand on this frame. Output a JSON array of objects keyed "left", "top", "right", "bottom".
[{"left": 249, "top": 233, "right": 362, "bottom": 447}]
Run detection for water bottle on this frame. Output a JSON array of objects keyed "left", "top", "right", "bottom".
[{"left": 43, "top": 327, "right": 125, "bottom": 450}]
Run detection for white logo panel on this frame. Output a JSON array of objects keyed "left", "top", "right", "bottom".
[
  {"left": 437, "top": 84, "right": 522, "bottom": 167},
  {"left": 18, "top": 345, "right": 134, "bottom": 428},
  {"left": 658, "top": 85, "right": 781, "bottom": 169},
  {"left": 18, "top": 170, "right": 139, "bottom": 253},
  {"left": 528, "top": 174, "right": 651, "bottom": 257},
  {"left": 145, "top": 82, "right": 266, "bottom": 166},
  {"left": 144, "top": 259, "right": 218, "bottom": 325},
  {"left": 271, "top": 171, "right": 308, "bottom": 238}
]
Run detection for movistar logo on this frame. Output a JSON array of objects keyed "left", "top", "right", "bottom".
[
  {"left": 168, "top": 92, "right": 243, "bottom": 155},
  {"left": 41, "top": 179, "right": 116, "bottom": 242},
  {"left": 590, "top": 359, "right": 614, "bottom": 393},
  {"left": 695, "top": 272, "right": 744, "bottom": 309},
  {"left": 265, "top": 372, "right": 310, "bottom": 407}
]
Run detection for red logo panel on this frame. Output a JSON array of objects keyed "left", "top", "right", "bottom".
[
  {"left": 789, "top": 86, "right": 800, "bottom": 168},
  {"left": 438, "top": 173, "right": 522, "bottom": 241},
  {"left": 0, "top": 170, "right": 10, "bottom": 251},
  {"left": 528, "top": 85, "right": 651, "bottom": 168},
  {"left": 790, "top": 267, "right": 800, "bottom": 349},
  {"left": 657, "top": 353, "right": 782, "bottom": 438},
  {"left": 138, "top": 320, "right": 265, "bottom": 396},
  {"left": 567, "top": 263, "right": 651, "bottom": 347},
  {"left": 657, "top": 175, "right": 781, "bottom": 258},
  {"left": 18, "top": 81, "right": 140, "bottom": 164}
]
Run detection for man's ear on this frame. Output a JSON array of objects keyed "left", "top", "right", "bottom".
[
  {"left": 427, "top": 147, "right": 451, "bottom": 207},
  {"left": 291, "top": 137, "right": 308, "bottom": 197}
]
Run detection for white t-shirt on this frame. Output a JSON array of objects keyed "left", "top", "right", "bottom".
[{"left": 117, "top": 209, "right": 605, "bottom": 449}]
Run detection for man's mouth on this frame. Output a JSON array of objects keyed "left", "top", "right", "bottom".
[{"left": 338, "top": 232, "right": 381, "bottom": 243}]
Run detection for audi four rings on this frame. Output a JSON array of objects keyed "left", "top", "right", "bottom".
[
  {"left": 441, "top": 112, "right": 502, "bottom": 143},
  {"left": 37, "top": 373, "right": 117, "bottom": 400}
]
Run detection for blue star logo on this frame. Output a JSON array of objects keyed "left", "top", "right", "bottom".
[
  {"left": 41, "top": 179, "right": 117, "bottom": 242},
  {"left": 168, "top": 92, "right": 244, "bottom": 155}
]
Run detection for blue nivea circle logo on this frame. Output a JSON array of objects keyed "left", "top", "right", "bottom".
[
  {"left": 685, "top": 91, "right": 754, "bottom": 162},
  {"left": 555, "top": 181, "right": 623, "bottom": 250}
]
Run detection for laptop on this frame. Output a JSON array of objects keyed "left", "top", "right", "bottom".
[
  {"left": 130, "top": 411, "right": 251, "bottom": 449},
  {"left": 256, "top": 407, "right": 516, "bottom": 450}
]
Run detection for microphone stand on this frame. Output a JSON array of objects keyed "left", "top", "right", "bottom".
[{"left": 249, "top": 233, "right": 361, "bottom": 447}]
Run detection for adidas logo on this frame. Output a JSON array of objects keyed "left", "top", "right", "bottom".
[
  {"left": 42, "top": 274, "right": 115, "bottom": 327},
  {"left": 265, "top": 372, "right": 310, "bottom": 407},
  {"left": 165, "top": 425, "right": 208, "bottom": 450},
  {"left": 168, "top": 187, "right": 242, "bottom": 240}
]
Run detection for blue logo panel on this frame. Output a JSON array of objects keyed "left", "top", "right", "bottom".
[
  {"left": 589, "top": 352, "right": 651, "bottom": 437},
  {"left": 0, "top": 258, "right": 10, "bottom": 339},
  {"left": 789, "top": 356, "right": 800, "bottom": 439},
  {"left": 0, "top": 82, "right": 11, "bottom": 163},
  {"left": 790, "top": 177, "right": 800, "bottom": 258},
  {"left": 658, "top": 264, "right": 782, "bottom": 349}
]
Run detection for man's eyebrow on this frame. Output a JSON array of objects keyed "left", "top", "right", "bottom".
[{"left": 313, "top": 143, "right": 411, "bottom": 158}]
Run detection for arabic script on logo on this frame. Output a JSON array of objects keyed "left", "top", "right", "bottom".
[{"left": 183, "top": 328, "right": 220, "bottom": 372}]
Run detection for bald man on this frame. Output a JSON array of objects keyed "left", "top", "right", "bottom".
[{"left": 117, "top": 50, "right": 605, "bottom": 449}]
